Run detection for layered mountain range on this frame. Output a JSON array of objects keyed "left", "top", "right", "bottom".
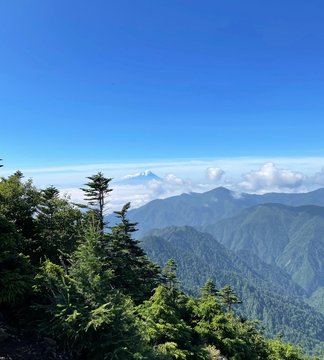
[
  {"left": 122, "top": 186, "right": 324, "bottom": 235},
  {"left": 107, "top": 187, "right": 324, "bottom": 354}
]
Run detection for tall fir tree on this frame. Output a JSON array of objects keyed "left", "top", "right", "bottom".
[
  {"left": 81, "top": 172, "right": 112, "bottom": 235},
  {"left": 218, "top": 284, "right": 242, "bottom": 312},
  {"left": 162, "top": 259, "right": 179, "bottom": 301},
  {"left": 108, "top": 202, "right": 160, "bottom": 303}
]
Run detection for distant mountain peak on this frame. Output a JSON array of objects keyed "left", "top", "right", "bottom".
[
  {"left": 205, "top": 186, "right": 234, "bottom": 198},
  {"left": 117, "top": 170, "right": 162, "bottom": 184},
  {"left": 124, "top": 170, "right": 153, "bottom": 178},
  {"left": 208, "top": 186, "right": 232, "bottom": 193},
  {"left": 204, "top": 187, "right": 246, "bottom": 201}
]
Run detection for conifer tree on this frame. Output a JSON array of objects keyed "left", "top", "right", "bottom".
[
  {"left": 195, "top": 281, "right": 222, "bottom": 345},
  {"left": 113, "top": 202, "right": 138, "bottom": 235},
  {"left": 218, "top": 284, "right": 242, "bottom": 312},
  {"left": 0, "top": 171, "right": 39, "bottom": 240},
  {"left": 36, "top": 231, "right": 143, "bottom": 359},
  {"left": 162, "top": 259, "right": 178, "bottom": 300},
  {"left": 35, "top": 186, "right": 83, "bottom": 263},
  {"left": 69, "top": 222, "right": 114, "bottom": 303},
  {"left": 200, "top": 278, "right": 218, "bottom": 298},
  {"left": 0, "top": 215, "right": 33, "bottom": 305},
  {"left": 138, "top": 285, "right": 193, "bottom": 359},
  {"left": 81, "top": 172, "right": 112, "bottom": 235},
  {"left": 108, "top": 202, "right": 159, "bottom": 302}
]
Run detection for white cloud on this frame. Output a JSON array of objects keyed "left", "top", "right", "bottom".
[
  {"left": 5, "top": 156, "right": 324, "bottom": 188},
  {"left": 6, "top": 157, "right": 324, "bottom": 211},
  {"left": 141, "top": 173, "right": 202, "bottom": 202},
  {"left": 312, "top": 167, "right": 324, "bottom": 186},
  {"left": 206, "top": 167, "right": 224, "bottom": 182},
  {"left": 59, "top": 185, "right": 152, "bottom": 213},
  {"left": 60, "top": 173, "right": 206, "bottom": 213},
  {"left": 238, "top": 162, "right": 304, "bottom": 192},
  {"left": 231, "top": 191, "right": 243, "bottom": 199},
  {"left": 164, "top": 173, "right": 186, "bottom": 186}
]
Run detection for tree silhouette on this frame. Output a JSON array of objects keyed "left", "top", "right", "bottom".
[{"left": 81, "top": 172, "right": 112, "bottom": 235}]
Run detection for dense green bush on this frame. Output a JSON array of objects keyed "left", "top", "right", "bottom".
[{"left": 0, "top": 216, "right": 33, "bottom": 305}]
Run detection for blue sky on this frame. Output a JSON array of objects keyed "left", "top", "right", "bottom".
[{"left": 1, "top": 1, "right": 324, "bottom": 207}]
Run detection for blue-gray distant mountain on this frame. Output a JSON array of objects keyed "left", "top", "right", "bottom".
[
  {"left": 308, "top": 287, "right": 324, "bottom": 315},
  {"left": 116, "top": 170, "right": 162, "bottom": 185},
  {"left": 113, "top": 187, "right": 252, "bottom": 236},
  {"left": 110, "top": 186, "right": 324, "bottom": 237}
]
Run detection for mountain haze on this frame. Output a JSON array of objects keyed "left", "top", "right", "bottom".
[
  {"left": 111, "top": 187, "right": 251, "bottom": 236},
  {"left": 111, "top": 186, "right": 324, "bottom": 237}
]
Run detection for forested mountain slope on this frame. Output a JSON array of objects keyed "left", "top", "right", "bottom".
[
  {"left": 108, "top": 187, "right": 324, "bottom": 237},
  {"left": 140, "top": 226, "right": 324, "bottom": 355},
  {"left": 2, "top": 170, "right": 316, "bottom": 359},
  {"left": 121, "top": 187, "right": 324, "bottom": 315},
  {"left": 202, "top": 204, "right": 324, "bottom": 294}
]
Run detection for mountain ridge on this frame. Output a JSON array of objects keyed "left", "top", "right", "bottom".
[
  {"left": 107, "top": 186, "right": 324, "bottom": 237},
  {"left": 201, "top": 203, "right": 324, "bottom": 294},
  {"left": 140, "top": 226, "right": 324, "bottom": 354}
]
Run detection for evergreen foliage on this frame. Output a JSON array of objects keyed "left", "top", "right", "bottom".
[
  {"left": 0, "top": 215, "right": 33, "bottom": 305},
  {"left": 107, "top": 202, "right": 160, "bottom": 303},
  {"left": 0, "top": 171, "right": 39, "bottom": 240},
  {"left": 35, "top": 186, "right": 83, "bottom": 262},
  {"left": 81, "top": 172, "right": 112, "bottom": 234},
  {"left": 218, "top": 285, "right": 242, "bottom": 312},
  {"left": 0, "top": 169, "right": 318, "bottom": 359},
  {"left": 200, "top": 278, "right": 218, "bottom": 298},
  {"left": 162, "top": 259, "right": 179, "bottom": 299},
  {"left": 141, "top": 226, "right": 324, "bottom": 355},
  {"left": 33, "top": 219, "right": 146, "bottom": 359},
  {"left": 138, "top": 285, "right": 193, "bottom": 358}
]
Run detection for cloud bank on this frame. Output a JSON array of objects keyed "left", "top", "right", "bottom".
[
  {"left": 4, "top": 156, "right": 324, "bottom": 212},
  {"left": 239, "top": 163, "right": 304, "bottom": 193}
]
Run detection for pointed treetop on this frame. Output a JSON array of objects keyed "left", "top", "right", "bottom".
[
  {"left": 218, "top": 284, "right": 242, "bottom": 312},
  {"left": 200, "top": 278, "right": 218, "bottom": 298},
  {"left": 81, "top": 172, "right": 112, "bottom": 204},
  {"left": 114, "top": 202, "right": 131, "bottom": 221},
  {"left": 41, "top": 186, "right": 60, "bottom": 200},
  {"left": 81, "top": 172, "right": 112, "bottom": 235},
  {"left": 113, "top": 202, "right": 137, "bottom": 234},
  {"left": 162, "top": 259, "right": 179, "bottom": 295}
]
